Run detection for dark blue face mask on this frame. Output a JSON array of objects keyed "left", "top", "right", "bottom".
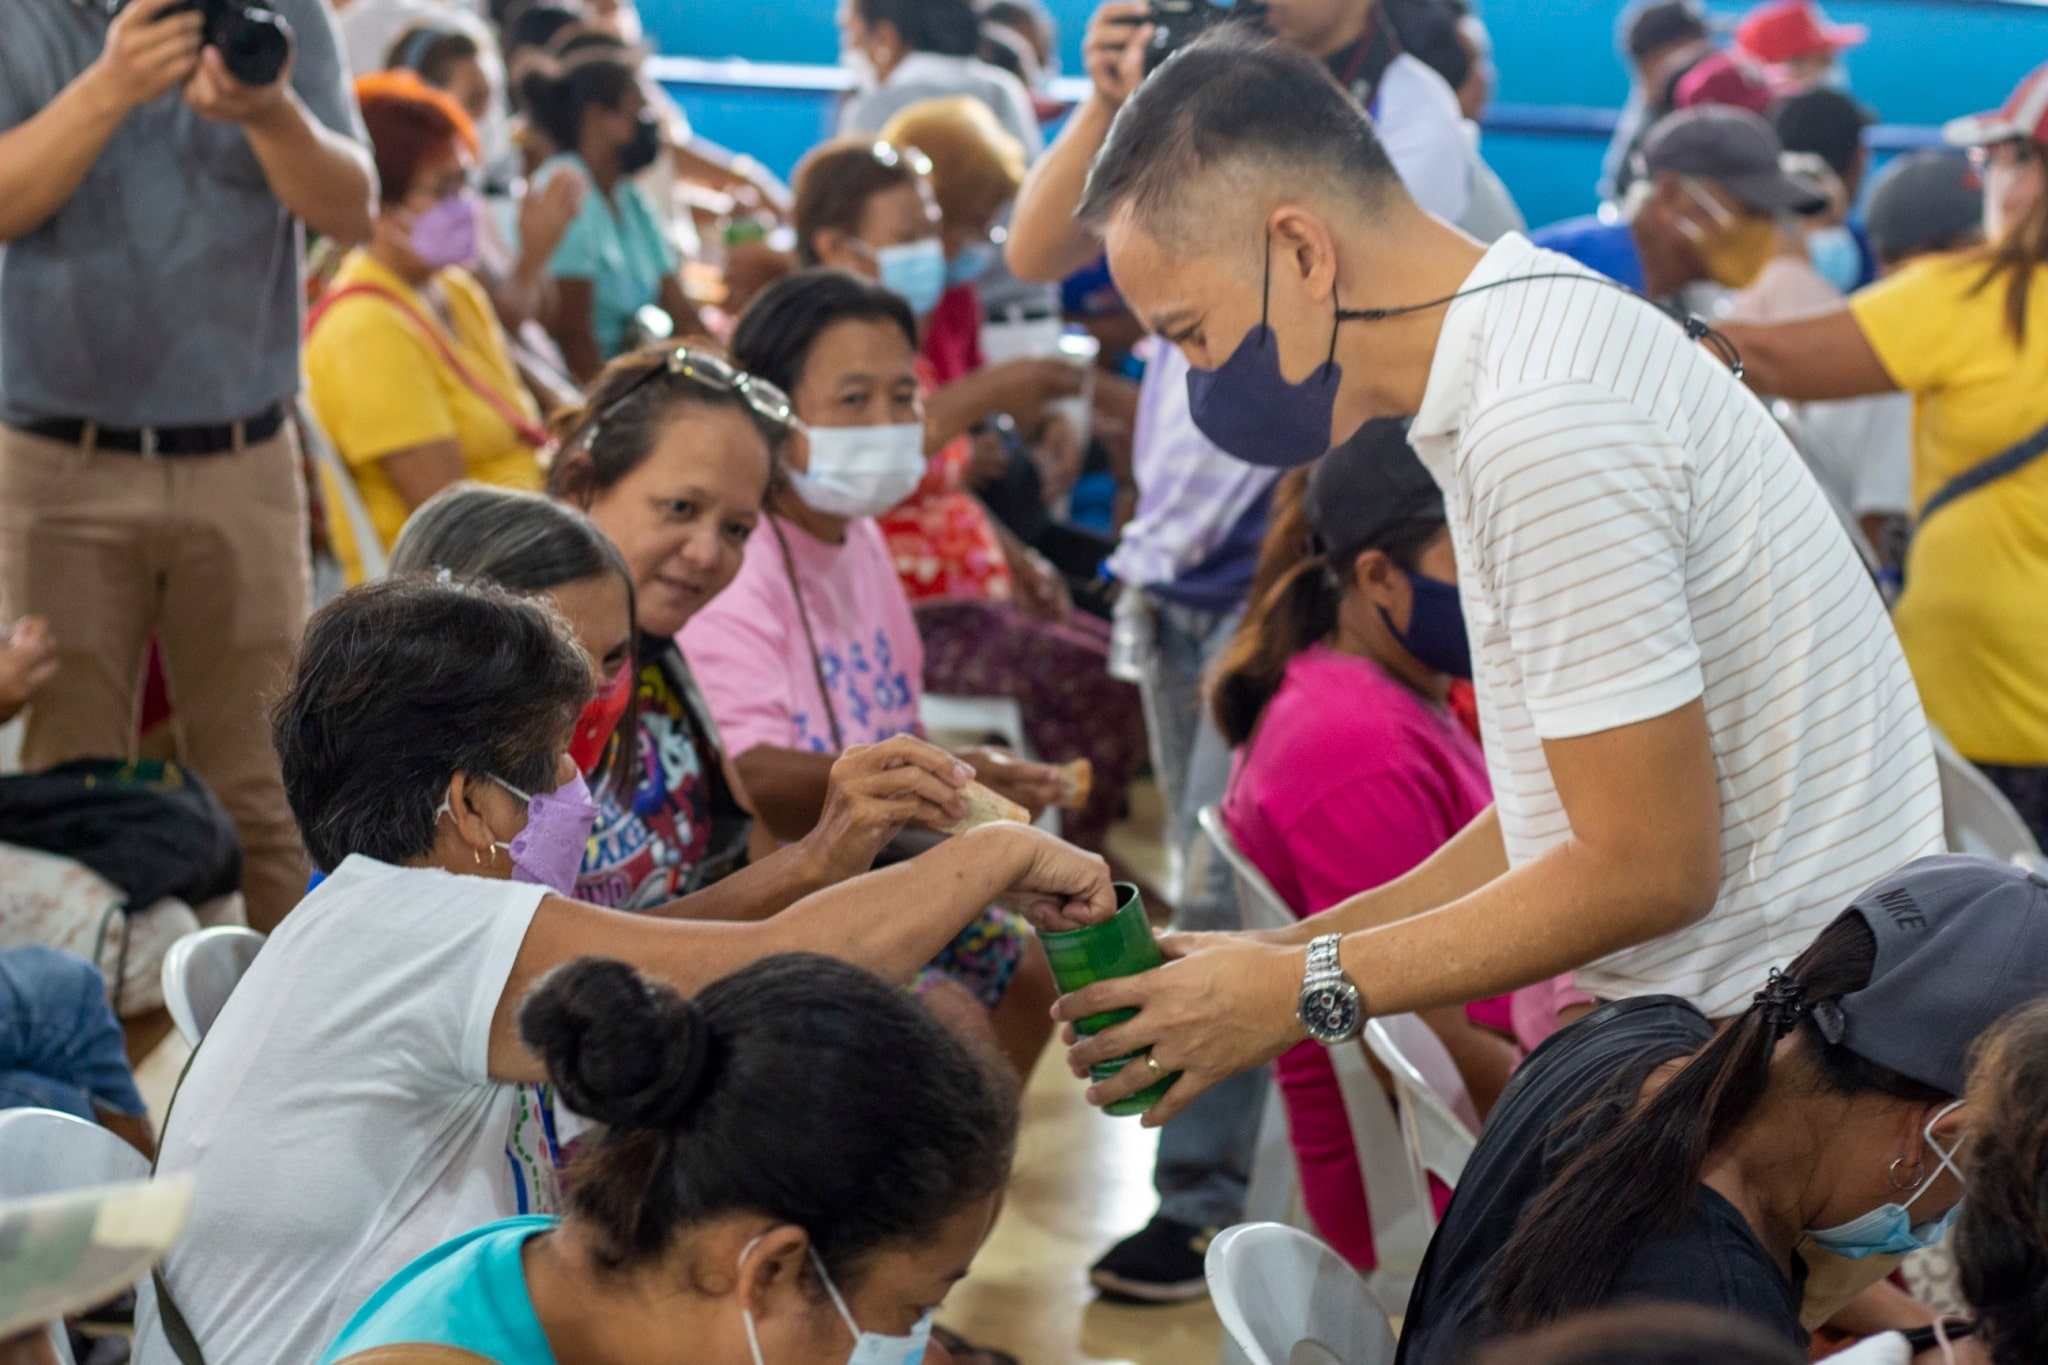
[
  {"left": 1182, "top": 239, "right": 1750, "bottom": 471},
  {"left": 1380, "top": 570, "right": 1472, "bottom": 679},
  {"left": 1184, "top": 235, "right": 1347, "bottom": 469}
]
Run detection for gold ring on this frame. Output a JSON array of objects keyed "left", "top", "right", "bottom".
[{"left": 1144, "top": 1054, "right": 1165, "bottom": 1078}]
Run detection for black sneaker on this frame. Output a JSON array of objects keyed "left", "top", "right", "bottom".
[{"left": 1089, "top": 1215, "right": 1218, "bottom": 1303}]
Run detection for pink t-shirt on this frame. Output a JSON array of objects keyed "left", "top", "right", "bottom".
[
  {"left": 680, "top": 515, "right": 924, "bottom": 755},
  {"left": 1223, "top": 646, "right": 1498, "bottom": 1271}
]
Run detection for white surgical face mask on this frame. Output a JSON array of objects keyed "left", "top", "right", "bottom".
[
  {"left": 1805, "top": 223, "right": 1862, "bottom": 293},
  {"left": 787, "top": 422, "right": 926, "bottom": 518},
  {"left": 739, "top": 1236, "right": 935, "bottom": 1365}
]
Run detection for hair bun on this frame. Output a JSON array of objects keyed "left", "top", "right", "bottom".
[{"left": 518, "top": 957, "right": 716, "bottom": 1130}]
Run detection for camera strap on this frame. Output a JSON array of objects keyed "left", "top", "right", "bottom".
[{"left": 1334, "top": 0, "right": 1405, "bottom": 106}]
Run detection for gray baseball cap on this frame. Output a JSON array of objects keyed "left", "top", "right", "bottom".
[
  {"left": 1818, "top": 854, "right": 2048, "bottom": 1095},
  {"left": 1865, "top": 151, "right": 1985, "bottom": 267},
  {"left": 1640, "top": 106, "right": 1829, "bottom": 214},
  {"left": 1306, "top": 419, "right": 1444, "bottom": 566}
]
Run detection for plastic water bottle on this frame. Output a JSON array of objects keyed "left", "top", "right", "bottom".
[{"left": 1108, "top": 582, "right": 1150, "bottom": 685}]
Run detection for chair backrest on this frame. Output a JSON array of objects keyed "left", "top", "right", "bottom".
[
  {"left": 1207, "top": 1222, "right": 1397, "bottom": 1365},
  {"left": 1197, "top": 805, "right": 1457, "bottom": 1315},
  {"left": 298, "top": 395, "right": 389, "bottom": 581},
  {"left": 160, "top": 926, "right": 266, "bottom": 1047},
  {"left": 1196, "top": 806, "right": 1294, "bottom": 933},
  {"left": 1364, "top": 1017, "right": 1479, "bottom": 1191},
  {"left": 0, "top": 1108, "right": 153, "bottom": 1365},
  {"left": 1930, "top": 728, "right": 2043, "bottom": 863}
]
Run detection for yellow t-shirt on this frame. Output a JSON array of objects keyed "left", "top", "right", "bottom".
[
  {"left": 305, "top": 252, "right": 545, "bottom": 583},
  {"left": 1851, "top": 254, "right": 2048, "bottom": 764}
]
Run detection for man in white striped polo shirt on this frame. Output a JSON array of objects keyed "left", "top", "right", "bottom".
[{"left": 1051, "top": 30, "right": 1942, "bottom": 1123}]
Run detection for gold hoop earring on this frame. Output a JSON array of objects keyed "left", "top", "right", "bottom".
[{"left": 473, "top": 847, "right": 484, "bottom": 867}]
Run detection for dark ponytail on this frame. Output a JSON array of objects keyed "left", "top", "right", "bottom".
[
  {"left": 1486, "top": 910, "right": 1952, "bottom": 1331},
  {"left": 519, "top": 954, "right": 1020, "bottom": 1286},
  {"left": 1955, "top": 999, "right": 2048, "bottom": 1365},
  {"left": 517, "top": 49, "right": 636, "bottom": 152},
  {"left": 1210, "top": 470, "right": 1336, "bottom": 748},
  {"left": 1209, "top": 466, "right": 1445, "bottom": 747}
]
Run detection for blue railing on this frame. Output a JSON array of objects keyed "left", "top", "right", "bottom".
[{"left": 651, "top": 1, "right": 2044, "bottom": 226}]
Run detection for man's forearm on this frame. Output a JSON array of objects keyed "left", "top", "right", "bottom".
[
  {"left": 1275, "top": 805, "right": 1507, "bottom": 944},
  {"left": 243, "top": 89, "right": 374, "bottom": 243},
  {"left": 1339, "top": 831, "right": 1713, "bottom": 1018},
  {"left": 1005, "top": 95, "right": 1115, "bottom": 283},
  {"left": 0, "top": 68, "right": 129, "bottom": 242}
]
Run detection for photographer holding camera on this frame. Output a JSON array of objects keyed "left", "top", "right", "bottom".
[{"left": 0, "top": 0, "right": 373, "bottom": 930}]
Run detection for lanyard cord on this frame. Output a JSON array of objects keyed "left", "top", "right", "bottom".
[
  {"left": 1332, "top": 270, "right": 1747, "bottom": 379},
  {"left": 766, "top": 514, "right": 846, "bottom": 753}
]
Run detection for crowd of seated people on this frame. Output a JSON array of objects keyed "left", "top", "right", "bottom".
[{"left": 5, "top": 0, "right": 2048, "bottom": 1362}]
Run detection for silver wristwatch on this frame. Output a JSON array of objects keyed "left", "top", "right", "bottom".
[{"left": 1298, "top": 933, "right": 1364, "bottom": 1046}]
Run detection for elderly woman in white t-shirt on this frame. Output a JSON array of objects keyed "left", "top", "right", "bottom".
[{"left": 135, "top": 576, "right": 1110, "bottom": 1365}]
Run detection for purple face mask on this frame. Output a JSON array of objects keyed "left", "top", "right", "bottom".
[
  {"left": 492, "top": 770, "right": 599, "bottom": 896},
  {"left": 1184, "top": 232, "right": 1347, "bottom": 470},
  {"left": 410, "top": 191, "right": 480, "bottom": 270}
]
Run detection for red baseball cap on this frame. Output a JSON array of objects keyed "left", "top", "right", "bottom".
[
  {"left": 1673, "top": 51, "right": 1773, "bottom": 114},
  {"left": 1945, "top": 62, "right": 2048, "bottom": 147},
  {"left": 1735, "top": 0, "right": 1867, "bottom": 65}
]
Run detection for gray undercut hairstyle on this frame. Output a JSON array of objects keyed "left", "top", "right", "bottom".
[{"left": 1076, "top": 28, "right": 1406, "bottom": 248}]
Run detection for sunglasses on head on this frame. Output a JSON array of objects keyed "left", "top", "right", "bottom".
[
  {"left": 575, "top": 347, "right": 795, "bottom": 449},
  {"left": 865, "top": 139, "right": 934, "bottom": 177}
]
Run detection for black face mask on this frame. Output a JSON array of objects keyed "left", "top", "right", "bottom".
[{"left": 618, "top": 110, "right": 662, "bottom": 176}]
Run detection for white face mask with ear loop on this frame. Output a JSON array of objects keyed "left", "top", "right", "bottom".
[
  {"left": 738, "top": 1234, "right": 935, "bottom": 1365},
  {"left": 785, "top": 421, "right": 928, "bottom": 519}
]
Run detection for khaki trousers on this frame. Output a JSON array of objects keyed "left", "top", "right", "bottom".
[{"left": 0, "top": 423, "right": 311, "bottom": 930}]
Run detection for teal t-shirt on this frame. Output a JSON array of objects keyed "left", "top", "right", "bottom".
[
  {"left": 540, "top": 153, "right": 679, "bottom": 360},
  {"left": 320, "top": 1216, "right": 558, "bottom": 1364}
]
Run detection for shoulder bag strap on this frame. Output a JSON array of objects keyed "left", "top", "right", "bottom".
[
  {"left": 306, "top": 282, "right": 554, "bottom": 452},
  {"left": 766, "top": 516, "right": 846, "bottom": 753},
  {"left": 1916, "top": 417, "right": 2048, "bottom": 528},
  {"left": 148, "top": 1043, "right": 210, "bottom": 1365}
]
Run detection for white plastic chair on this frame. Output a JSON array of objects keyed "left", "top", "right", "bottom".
[
  {"left": 0, "top": 1108, "right": 152, "bottom": 1365},
  {"left": 1364, "top": 1017, "right": 1479, "bottom": 1190},
  {"left": 299, "top": 395, "right": 389, "bottom": 582},
  {"left": 1197, "top": 806, "right": 1311, "bottom": 1230},
  {"left": 160, "top": 925, "right": 265, "bottom": 1047},
  {"left": 1930, "top": 727, "right": 2043, "bottom": 865},
  {"left": 1207, "top": 1222, "right": 1398, "bottom": 1365},
  {"left": 1196, "top": 806, "right": 1457, "bottom": 1315}
]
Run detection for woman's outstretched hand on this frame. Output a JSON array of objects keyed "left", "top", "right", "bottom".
[
  {"left": 967, "top": 822, "right": 1115, "bottom": 932},
  {"left": 802, "top": 736, "right": 973, "bottom": 883}
]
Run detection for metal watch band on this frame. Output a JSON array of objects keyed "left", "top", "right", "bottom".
[{"left": 1306, "top": 932, "right": 1345, "bottom": 982}]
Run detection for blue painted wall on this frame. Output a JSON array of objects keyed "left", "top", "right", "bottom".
[{"left": 654, "top": 0, "right": 2048, "bottom": 229}]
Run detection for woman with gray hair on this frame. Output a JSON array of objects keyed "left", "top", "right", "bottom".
[{"left": 390, "top": 483, "right": 1058, "bottom": 1067}]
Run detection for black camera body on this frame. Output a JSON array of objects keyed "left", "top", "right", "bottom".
[
  {"left": 1139, "top": 0, "right": 1266, "bottom": 70},
  {"left": 136, "top": 0, "right": 295, "bottom": 88}
]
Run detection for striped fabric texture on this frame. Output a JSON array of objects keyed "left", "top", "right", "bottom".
[{"left": 1408, "top": 234, "right": 1943, "bottom": 1017}]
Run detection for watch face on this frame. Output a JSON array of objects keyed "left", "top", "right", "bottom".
[{"left": 1302, "top": 984, "right": 1362, "bottom": 1043}]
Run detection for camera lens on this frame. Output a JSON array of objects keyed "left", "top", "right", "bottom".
[{"left": 218, "top": 6, "right": 293, "bottom": 86}]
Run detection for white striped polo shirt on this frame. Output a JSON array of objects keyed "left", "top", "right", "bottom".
[{"left": 1406, "top": 232, "right": 1943, "bottom": 1017}]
